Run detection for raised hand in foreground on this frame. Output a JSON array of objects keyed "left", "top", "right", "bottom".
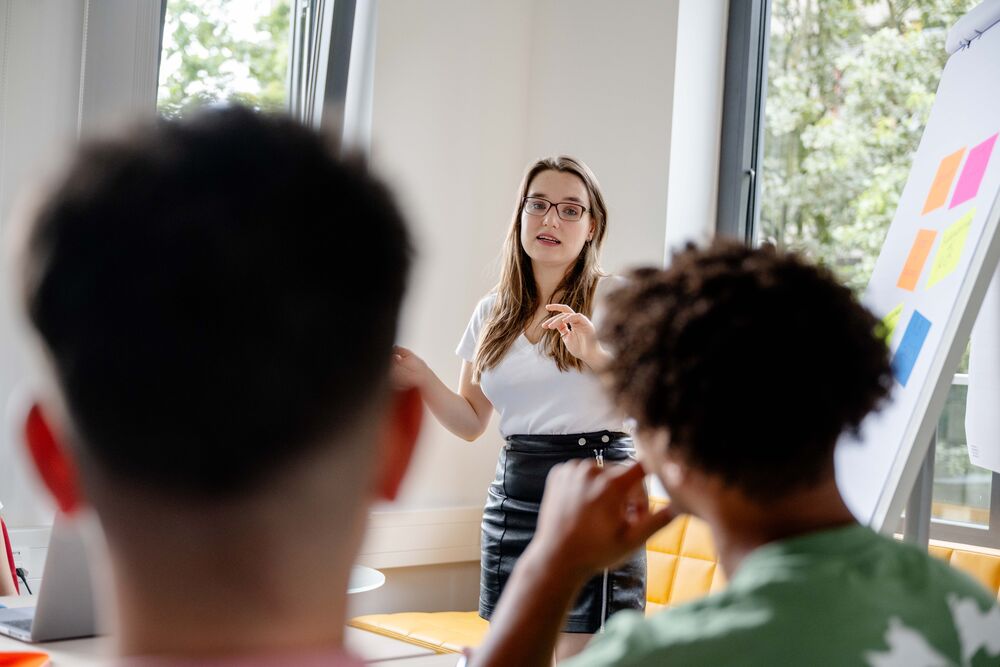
[{"left": 467, "top": 462, "right": 676, "bottom": 667}]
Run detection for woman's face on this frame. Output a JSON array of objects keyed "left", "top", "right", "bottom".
[{"left": 519, "top": 170, "right": 594, "bottom": 271}]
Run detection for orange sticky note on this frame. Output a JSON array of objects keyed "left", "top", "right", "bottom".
[
  {"left": 897, "top": 229, "right": 937, "bottom": 291},
  {"left": 922, "top": 147, "right": 966, "bottom": 214}
]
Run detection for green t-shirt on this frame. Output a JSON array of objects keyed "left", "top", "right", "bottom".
[{"left": 567, "top": 524, "right": 1000, "bottom": 666}]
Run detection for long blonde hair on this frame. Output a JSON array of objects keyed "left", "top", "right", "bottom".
[{"left": 474, "top": 156, "right": 608, "bottom": 381}]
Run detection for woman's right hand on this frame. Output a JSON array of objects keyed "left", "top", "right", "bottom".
[
  {"left": 392, "top": 345, "right": 430, "bottom": 390},
  {"left": 392, "top": 351, "right": 493, "bottom": 441}
]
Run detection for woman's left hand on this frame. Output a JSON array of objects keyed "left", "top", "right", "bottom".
[{"left": 542, "top": 304, "right": 611, "bottom": 371}]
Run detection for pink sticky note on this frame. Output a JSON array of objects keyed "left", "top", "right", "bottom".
[{"left": 950, "top": 133, "right": 998, "bottom": 208}]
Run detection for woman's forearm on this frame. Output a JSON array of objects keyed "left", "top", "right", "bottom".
[
  {"left": 420, "top": 370, "right": 490, "bottom": 441},
  {"left": 582, "top": 344, "right": 613, "bottom": 373}
]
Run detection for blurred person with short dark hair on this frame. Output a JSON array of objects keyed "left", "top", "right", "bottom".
[
  {"left": 11, "top": 106, "right": 420, "bottom": 665},
  {"left": 469, "top": 240, "right": 1000, "bottom": 666}
]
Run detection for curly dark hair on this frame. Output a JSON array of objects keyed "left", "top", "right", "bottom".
[{"left": 600, "top": 240, "right": 893, "bottom": 500}]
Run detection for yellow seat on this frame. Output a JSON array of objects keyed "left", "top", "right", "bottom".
[
  {"left": 350, "top": 504, "right": 1000, "bottom": 654},
  {"left": 644, "top": 500, "right": 726, "bottom": 614},
  {"left": 928, "top": 541, "right": 1000, "bottom": 600},
  {"left": 348, "top": 611, "right": 490, "bottom": 654}
]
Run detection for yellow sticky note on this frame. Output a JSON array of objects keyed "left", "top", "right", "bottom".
[
  {"left": 927, "top": 209, "right": 975, "bottom": 288},
  {"left": 881, "top": 303, "right": 904, "bottom": 346}
]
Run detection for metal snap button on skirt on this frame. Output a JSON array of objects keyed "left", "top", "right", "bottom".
[{"left": 478, "top": 431, "right": 646, "bottom": 633}]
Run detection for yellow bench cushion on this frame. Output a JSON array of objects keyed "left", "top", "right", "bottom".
[
  {"left": 349, "top": 611, "right": 489, "bottom": 654},
  {"left": 645, "top": 511, "right": 726, "bottom": 615},
  {"left": 928, "top": 540, "right": 1000, "bottom": 599}
]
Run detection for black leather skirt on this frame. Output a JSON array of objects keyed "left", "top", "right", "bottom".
[{"left": 479, "top": 431, "right": 646, "bottom": 633}]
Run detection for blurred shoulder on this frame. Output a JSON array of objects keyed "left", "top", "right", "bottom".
[{"left": 596, "top": 274, "right": 628, "bottom": 300}]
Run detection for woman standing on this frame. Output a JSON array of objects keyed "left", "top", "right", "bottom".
[{"left": 393, "top": 156, "right": 644, "bottom": 661}]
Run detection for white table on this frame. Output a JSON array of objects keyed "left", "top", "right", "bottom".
[
  {"left": 375, "top": 656, "right": 461, "bottom": 666},
  {"left": 349, "top": 565, "right": 386, "bottom": 594},
  {"left": 0, "top": 595, "right": 442, "bottom": 666},
  {"left": 0, "top": 632, "right": 112, "bottom": 666},
  {"left": 0, "top": 595, "right": 112, "bottom": 665}
]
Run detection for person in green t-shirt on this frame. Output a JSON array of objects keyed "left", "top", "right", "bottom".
[{"left": 467, "top": 240, "right": 1000, "bottom": 667}]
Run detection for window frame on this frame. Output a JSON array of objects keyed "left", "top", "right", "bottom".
[
  {"left": 926, "top": 374, "right": 1000, "bottom": 548},
  {"left": 719, "top": 0, "right": 1000, "bottom": 549},
  {"left": 715, "top": 0, "right": 771, "bottom": 244}
]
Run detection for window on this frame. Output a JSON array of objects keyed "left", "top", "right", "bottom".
[
  {"left": 760, "top": 1, "right": 977, "bottom": 292},
  {"left": 157, "top": 0, "right": 292, "bottom": 118},
  {"left": 933, "top": 377, "right": 990, "bottom": 528},
  {"left": 723, "top": 0, "right": 999, "bottom": 546}
]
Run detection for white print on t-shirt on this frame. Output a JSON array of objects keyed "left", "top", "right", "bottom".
[
  {"left": 865, "top": 618, "right": 951, "bottom": 667},
  {"left": 950, "top": 594, "right": 1000, "bottom": 662},
  {"left": 864, "top": 595, "right": 1000, "bottom": 666}
]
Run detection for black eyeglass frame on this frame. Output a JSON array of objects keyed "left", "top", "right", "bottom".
[{"left": 521, "top": 196, "right": 589, "bottom": 222}]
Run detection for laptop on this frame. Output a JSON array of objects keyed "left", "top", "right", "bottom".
[{"left": 0, "top": 517, "right": 97, "bottom": 642}]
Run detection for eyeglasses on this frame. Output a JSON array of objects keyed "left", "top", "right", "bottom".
[{"left": 522, "top": 197, "right": 588, "bottom": 222}]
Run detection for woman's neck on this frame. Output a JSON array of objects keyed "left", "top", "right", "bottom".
[{"left": 532, "top": 261, "right": 571, "bottom": 302}]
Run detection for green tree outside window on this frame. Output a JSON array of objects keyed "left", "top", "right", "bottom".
[
  {"left": 762, "top": 0, "right": 977, "bottom": 293},
  {"left": 157, "top": 0, "right": 291, "bottom": 118}
]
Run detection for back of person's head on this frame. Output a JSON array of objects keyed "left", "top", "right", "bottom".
[
  {"left": 600, "top": 239, "right": 892, "bottom": 502},
  {"left": 16, "top": 106, "right": 413, "bottom": 502}
]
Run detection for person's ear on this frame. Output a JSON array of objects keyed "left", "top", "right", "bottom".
[
  {"left": 661, "top": 453, "right": 688, "bottom": 491},
  {"left": 658, "top": 435, "right": 704, "bottom": 516},
  {"left": 640, "top": 428, "right": 687, "bottom": 491},
  {"left": 373, "top": 387, "right": 423, "bottom": 502},
  {"left": 23, "top": 403, "right": 83, "bottom": 514}
]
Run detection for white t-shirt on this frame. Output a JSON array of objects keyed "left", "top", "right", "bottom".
[{"left": 455, "top": 279, "right": 627, "bottom": 437}]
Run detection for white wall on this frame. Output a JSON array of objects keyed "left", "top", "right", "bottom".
[
  {"left": 370, "top": 0, "right": 536, "bottom": 510},
  {"left": 664, "top": 0, "right": 729, "bottom": 256},
  {"left": 0, "top": 0, "right": 89, "bottom": 529},
  {"left": 347, "top": 561, "right": 480, "bottom": 618},
  {"left": 0, "top": 0, "right": 162, "bottom": 531},
  {"left": 371, "top": 0, "right": 726, "bottom": 516},
  {"left": 523, "top": 0, "right": 679, "bottom": 271}
]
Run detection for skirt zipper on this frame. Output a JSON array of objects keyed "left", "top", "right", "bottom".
[{"left": 594, "top": 447, "right": 609, "bottom": 632}]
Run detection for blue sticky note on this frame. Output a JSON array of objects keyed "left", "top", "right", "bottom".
[{"left": 891, "top": 311, "right": 931, "bottom": 387}]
